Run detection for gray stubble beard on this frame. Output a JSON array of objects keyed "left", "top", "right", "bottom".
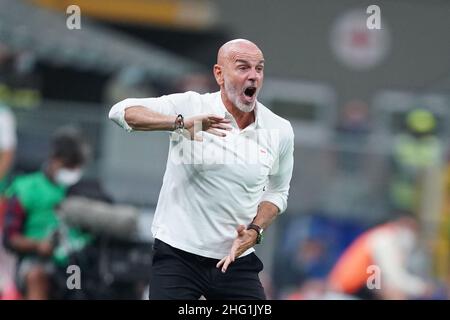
[{"left": 224, "top": 79, "right": 256, "bottom": 113}]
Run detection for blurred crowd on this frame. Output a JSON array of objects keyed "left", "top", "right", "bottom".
[{"left": 271, "top": 105, "right": 450, "bottom": 300}]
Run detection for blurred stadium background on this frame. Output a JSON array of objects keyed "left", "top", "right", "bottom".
[{"left": 1, "top": 0, "right": 450, "bottom": 299}]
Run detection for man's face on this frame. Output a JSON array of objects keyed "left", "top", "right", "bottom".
[{"left": 217, "top": 44, "right": 264, "bottom": 112}]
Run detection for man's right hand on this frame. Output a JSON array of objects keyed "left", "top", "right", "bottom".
[
  {"left": 36, "top": 241, "right": 53, "bottom": 257},
  {"left": 183, "top": 114, "right": 232, "bottom": 141}
]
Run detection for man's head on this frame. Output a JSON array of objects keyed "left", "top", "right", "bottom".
[
  {"left": 47, "top": 127, "right": 89, "bottom": 187},
  {"left": 213, "top": 39, "right": 264, "bottom": 113}
]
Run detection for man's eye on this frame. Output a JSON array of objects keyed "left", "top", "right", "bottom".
[
  {"left": 256, "top": 67, "right": 264, "bottom": 72},
  {"left": 238, "top": 66, "right": 248, "bottom": 70}
]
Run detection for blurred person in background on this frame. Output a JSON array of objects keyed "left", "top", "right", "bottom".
[
  {"left": 445, "top": 155, "right": 450, "bottom": 290},
  {"left": 389, "top": 108, "right": 444, "bottom": 214},
  {"left": 0, "top": 103, "right": 16, "bottom": 193},
  {"left": 2, "top": 127, "right": 91, "bottom": 299},
  {"left": 0, "top": 44, "right": 18, "bottom": 299},
  {"left": 335, "top": 100, "right": 371, "bottom": 171},
  {"left": 0, "top": 43, "right": 17, "bottom": 194},
  {"left": 274, "top": 224, "right": 330, "bottom": 298},
  {"left": 325, "top": 100, "right": 373, "bottom": 217},
  {"left": 0, "top": 104, "right": 17, "bottom": 299},
  {"left": 434, "top": 152, "right": 450, "bottom": 291},
  {"left": 336, "top": 100, "right": 371, "bottom": 142},
  {"left": 327, "top": 213, "right": 435, "bottom": 299},
  {"left": 109, "top": 39, "right": 294, "bottom": 300}
]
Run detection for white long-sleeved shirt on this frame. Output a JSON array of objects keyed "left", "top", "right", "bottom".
[{"left": 109, "top": 91, "right": 294, "bottom": 259}]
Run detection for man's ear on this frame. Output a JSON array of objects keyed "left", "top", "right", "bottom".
[{"left": 213, "top": 64, "right": 223, "bottom": 86}]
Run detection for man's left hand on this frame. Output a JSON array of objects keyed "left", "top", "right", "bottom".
[{"left": 216, "top": 224, "right": 257, "bottom": 273}]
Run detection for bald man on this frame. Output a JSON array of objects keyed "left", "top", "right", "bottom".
[{"left": 109, "top": 39, "right": 294, "bottom": 300}]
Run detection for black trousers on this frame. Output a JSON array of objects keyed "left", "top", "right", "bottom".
[{"left": 148, "top": 239, "right": 266, "bottom": 300}]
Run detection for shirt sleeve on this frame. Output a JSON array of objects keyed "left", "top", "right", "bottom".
[
  {"left": 260, "top": 124, "right": 294, "bottom": 214},
  {"left": 108, "top": 91, "right": 197, "bottom": 132},
  {"left": 0, "top": 108, "right": 17, "bottom": 150}
]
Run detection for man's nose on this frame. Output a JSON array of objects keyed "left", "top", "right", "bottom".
[{"left": 248, "top": 68, "right": 260, "bottom": 81}]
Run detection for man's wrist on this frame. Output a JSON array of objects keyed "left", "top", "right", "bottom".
[
  {"left": 247, "top": 228, "right": 259, "bottom": 244},
  {"left": 247, "top": 223, "right": 264, "bottom": 244}
]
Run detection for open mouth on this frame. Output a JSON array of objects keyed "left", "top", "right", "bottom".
[{"left": 244, "top": 86, "right": 257, "bottom": 98}]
